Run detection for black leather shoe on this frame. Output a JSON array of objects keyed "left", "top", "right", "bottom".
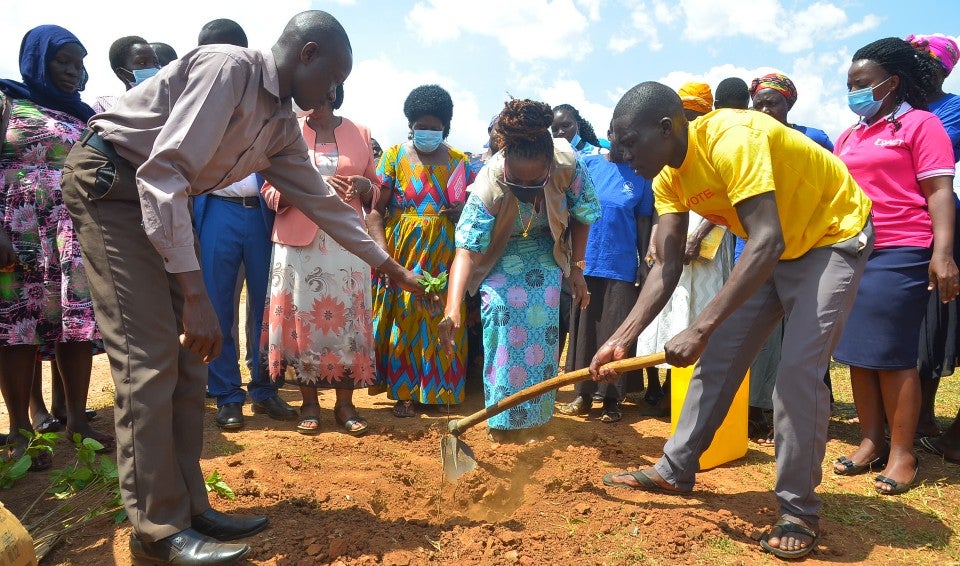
[
  {"left": 215, "top": 403, "right": 244, "bottom": 431},
  {"left": 250, "top": 395, "right": 297, "bottom": 420},
  {"left": 129, "top": 528, "right": 249, "bottom": 565},
  {"left": 192, "top": 508, "right": 269, "bottom": 541}
]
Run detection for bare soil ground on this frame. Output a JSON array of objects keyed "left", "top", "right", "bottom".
[{"left": 3, "top": 301, "right": 960, "bottom": 566}]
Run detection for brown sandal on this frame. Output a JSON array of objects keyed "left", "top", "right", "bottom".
[{"left": 392, "top": 400, "right": 417, "bottom": 418}]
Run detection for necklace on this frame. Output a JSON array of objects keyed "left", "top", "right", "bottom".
[{"left": 517, "top": 196, "right": 541, "bottom": 238}]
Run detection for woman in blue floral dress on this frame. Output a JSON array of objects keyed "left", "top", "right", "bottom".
[
  {"left": 0, "top": 25, "right": 109, "bottom": 467},
  {"left": 440, "top": 99, "right": 599, "bottom": 442}
]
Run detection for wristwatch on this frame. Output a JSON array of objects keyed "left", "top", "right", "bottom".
[{"left": 573, "top": 260, "right": 587, "bottom": 270}]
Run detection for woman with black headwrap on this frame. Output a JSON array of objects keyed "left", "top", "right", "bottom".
[{"left": 0, "top": 25, "right": 112, "bottom": 468}]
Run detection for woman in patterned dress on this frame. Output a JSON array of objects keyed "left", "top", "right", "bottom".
[
  {"left": 0, "top": 25, "right": 110, "bottom": 467},
  {"left": 260, "top": 85, "right": 378, "bottom": 436},
  {"left": 440, "top": 99, "right": 599, "bottom": 443},
  {"left": 367, "top": 85, "right": 472, "bottom": 417}
]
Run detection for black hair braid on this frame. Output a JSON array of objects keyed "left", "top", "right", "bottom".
[
  {"left": 494, "top": 99, "right": 554, "bottom": 161},
  {"left": 553, "top": 103, "right": 601, "bottom": 148},
  {"left": 853, "top": 37, "right": 938, "bottom": 132}
]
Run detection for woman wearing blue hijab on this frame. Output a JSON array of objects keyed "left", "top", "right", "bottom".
[{"left": 0, "top": 25, "right": 108, "bottom": 470}]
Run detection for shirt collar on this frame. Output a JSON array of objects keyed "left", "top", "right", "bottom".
[
  {"left": 855, "top": 101, "right": 914, "bottom": 128},
  {"left": 260, "top": 49, "right": 281, "bottom": 99}
]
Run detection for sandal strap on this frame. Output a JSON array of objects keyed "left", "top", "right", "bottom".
[
  {"left": 773, "top": 516, "right": 818, "bottom": 539},
  {"left": 834, "top": 456, "right": 855, "bottom": 470}
]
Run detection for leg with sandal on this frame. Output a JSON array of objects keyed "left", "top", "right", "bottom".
[{"left": 602, "top": 225, "right": 870, "bottom": 559}]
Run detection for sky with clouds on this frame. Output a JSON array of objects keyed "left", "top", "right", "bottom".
[{"left": 2, "top": 0, "right": 958, "bottom": 154}]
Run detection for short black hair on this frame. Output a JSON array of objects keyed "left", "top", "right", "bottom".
[
  {"left": 150, "top": 42, "right": 178, "bottom": 66},
  {"left": 714, "top": 77, "right": 750, "bottom": 110},
  {"left": 552, "top": 103, "right": 600, "bottom": 147},
  {"left": 198, "top": 18, "right": 248, "bottom": 48},
  {"left": 613, "top": 81, "right": 684, "bottom": 126},
  {"left": 403, "top": 84, "right": 454, "bottom": 138},
  {"left": 108, "top": 36, "right": 150, "bottom": 72},
  {"left": 853, "top": 37, "right": 939, "bottom": 113}
]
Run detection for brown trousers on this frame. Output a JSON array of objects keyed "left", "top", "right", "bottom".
[{"left": 61, "top": 142, "right": 210, "bottom": 541}]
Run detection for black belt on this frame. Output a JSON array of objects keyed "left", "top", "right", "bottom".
[
  {"left": 209, "top": 194, "right": 261, "bottom": 208},
  {"left": 79, "top": 128, "right": 123, "bottom": 164}
]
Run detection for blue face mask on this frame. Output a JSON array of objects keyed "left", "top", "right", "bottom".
[
  {"left": 847, "top": 76, "right": 891, "bottom": 118},
  {"left": 123, "top": 66, "right": 160, "bottom": 88},
  {"left": 413, "top": 129, "right": 444, "bottom": 153}
]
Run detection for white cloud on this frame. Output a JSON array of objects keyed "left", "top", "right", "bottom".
[
  {"left": 610, "top": 1, "right": 664, "bottom": 54},
  {"left": 677, "top": 0, "right": 882, "bottom": 53},
  {"left": 609, "top": 36, "right": 640, "bottom": 54},
  {"left": 577, "top": 0, "right": 602, "bottom": 21},
  {"left": 652, "top": 0, "right": 678, "bottom": 24},
  {"left": 406, "top": 0, "right": 593, "bottom": 62}
]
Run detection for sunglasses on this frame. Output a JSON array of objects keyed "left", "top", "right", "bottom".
[{"left": 502, "top": 168, "right": 551, "bottom": 191}]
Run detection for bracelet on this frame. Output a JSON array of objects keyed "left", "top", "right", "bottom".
[{"left": 573, "top": 259, "right": 586, "bottom": 270}]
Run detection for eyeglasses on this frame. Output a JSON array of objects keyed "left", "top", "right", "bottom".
[{"left": 502, "top": 168, "right": 551, "bottom": 191}]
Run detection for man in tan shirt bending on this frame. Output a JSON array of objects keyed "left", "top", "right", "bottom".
[{"left": 61, "top": 11, "right": 423, "bottom": 565}]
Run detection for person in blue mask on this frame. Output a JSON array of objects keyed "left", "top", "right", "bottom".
[
  {"left": 832, "top": 37, "right": 957, "bottom": 496},
  {"left": 367, "top": 84, "right": 474, "bottom": 418},
  {"left": 93, "top": 36, "right": 160, "bottom": 113}
]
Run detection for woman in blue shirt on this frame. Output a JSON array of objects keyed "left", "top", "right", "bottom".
[{"left": 559, "top": 131, "right": 654, "bottom": 422}]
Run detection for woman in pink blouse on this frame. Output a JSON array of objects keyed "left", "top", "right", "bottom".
[
  {"left": 832, "top": 38, "right": 959, "bottom": 495},
  {"left": 260, "top": 85, "right": 379, "bottom": 436}
]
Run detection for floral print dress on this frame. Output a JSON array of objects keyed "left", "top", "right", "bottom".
[
  {"left": 0, "top": 95, "right": 99, "bottom": 347},
  {"left": 260, "top": 143, "right": 377, "bottom": 388},
  {"left": 455, "top": 162, "right": 600, "bottom": 430}
]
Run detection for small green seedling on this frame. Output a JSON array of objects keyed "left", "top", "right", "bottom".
[
  {"left": 420, "top": 271, "right": 448, "bottom": 294},
  {"left": 205, "top": 470, "right": 236, "bottom": 500}
]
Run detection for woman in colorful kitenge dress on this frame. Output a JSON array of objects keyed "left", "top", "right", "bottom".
[
  {"left": 0, "top": 25, "right": 111, "bottom": 467},
  {"left": 260, "top": 85, "right": 379, "bottom": 436},
  {"left": 440, "top": 99, "right": 599, "bottom": 443},
  {"left": 367, "top": 85, "right": 473, "bottom": 417}
]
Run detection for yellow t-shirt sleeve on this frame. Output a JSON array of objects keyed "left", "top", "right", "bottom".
[
  {"left": 653, "top": 169, "right": 690, "bottom": 215},
  {"left": 711, "top": 125, "right": 776, "bottom": 206}
]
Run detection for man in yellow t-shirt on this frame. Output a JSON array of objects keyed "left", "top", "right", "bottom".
[{"left": 590, "top": 82, "right": 873, "bottom": 560}]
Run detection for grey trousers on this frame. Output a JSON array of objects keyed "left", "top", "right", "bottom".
[
  {"left": 654, "top": 221, "right": 873, "bottom": 524},
  {"left": 61, "top": 142, "right": 211, "bottom": 541}
]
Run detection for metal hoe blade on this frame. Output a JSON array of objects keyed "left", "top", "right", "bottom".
[{"left": 441, "top": 433, "right": 477, "bottom": 483}]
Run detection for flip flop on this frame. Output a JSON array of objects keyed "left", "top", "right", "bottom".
[
  {"left": 833, "top": 451, "right": 888, "bottom": 476},
  {"left": 296, "top": 417, "right": 321, "bottom": 436},
  {"left": 34, "top": 415, "right": 63, "bottom": 434},
  {"left": 918, "top": 436, "right": 960, "bottom": 465},
  {"left": 759, "top": 515, "right": 818, "bottom": 559},
  {"left": 598, "top": 408, "right": 622, "bottom": 423},
  {"left": 875, "top": 463, "right": 920, "bottom": 496},
  {"left": 601, "top": 469, "right": 691, "bottom": 494}
]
